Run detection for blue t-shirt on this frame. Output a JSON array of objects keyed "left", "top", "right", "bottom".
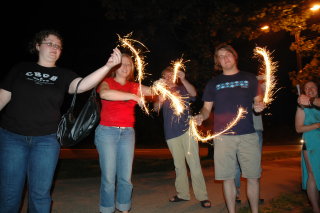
[
  {"left": 202, "top": 71, "right": 258, "bottom": 135},
  {"left": 162, "top": 85, "right": 195, "bottom": 140}
]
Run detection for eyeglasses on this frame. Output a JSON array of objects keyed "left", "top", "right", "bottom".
[{"left": 41, "top": 42, "right": 62, "bottom": 50}]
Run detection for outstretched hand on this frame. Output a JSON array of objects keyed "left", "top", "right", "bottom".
[
  {"left": 253, "top": 101, "right": 266, "bottom": 113},
  {"left": 105, "top": 48, "right": 121, "bottom": 69}
]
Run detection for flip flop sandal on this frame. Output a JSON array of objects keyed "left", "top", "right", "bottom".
[{"left": 200, "top": 200, "right": 211, "bottom": 208}]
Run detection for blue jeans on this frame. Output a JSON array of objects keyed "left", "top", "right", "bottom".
[
  {"left": 235, "top": 130, "right": 263, "bottom": 188},
  {"left": 0, "top": 128, "right": 60, "bottom": 213},
  {"left": 95, "top": 125, "right": 135, "bottom": 213}
]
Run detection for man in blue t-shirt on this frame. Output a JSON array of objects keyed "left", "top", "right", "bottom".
[
  {"left": 194, "top": 43, "right": 265, "bottom": 213},
  {"left": 154, "top": 66, "right": 211, "bottom": 208}
]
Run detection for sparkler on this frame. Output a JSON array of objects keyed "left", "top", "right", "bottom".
[
  {"left": 254, "top": 47, "right": 278, "bottom": 105},
  {"left": 171, "top": 57, "right": 189, "bottom": 83},
  {"left": 296, "top": 84, "right": 301, "bottom": 96},
  {"left": 118, "top": 33, "right": 150, "bottom": 114},
  {"left": 189, "top": 107, "right": 247, "bottom": 142},
  {"left": 152, "top": 80, "right": 186, "bottom": 116}
]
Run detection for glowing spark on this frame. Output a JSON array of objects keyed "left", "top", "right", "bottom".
[
  {"left": 152, "top": 80, "right": 186, "bottom": 116},
  {"left": 118, "top": 33, "right": 150, "bottom": 114},
  {"left": 254, "top": 47, "right": 277, "bottom": 105},
  {"left": 189, "top": 107, "right": 247, "bottom": 142},
  {"left": 310, "top": 4, "right": 320, "bottom": 11},
  {"left": 171, "top": 57, "right": 188, "bottom": 83}
]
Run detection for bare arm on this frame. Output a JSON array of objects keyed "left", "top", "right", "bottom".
[
  {"left": 0, "top": 89, "right": 11, "bottom": 111},
  {"left": 98, "top": 81, "right": 141, "bottom": 102},
  {"left": 68, "top": 48, "right": 122, "bottom": 94},
  {"left": 139, "top": 85, "right": 153, "bottom": 96},
  {"left": 194, "top": 101, "right": 214, "bottom": 125},
  {"left": 295, "top": 107, "right": 320, "bottom": 133},
  {"left": 178, "top": 71, "right": 197, "bottom": 97}
]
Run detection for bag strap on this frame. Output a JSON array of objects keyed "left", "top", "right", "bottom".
[{"left": 69, "top": 79, "right": 83, "bottom": 109}]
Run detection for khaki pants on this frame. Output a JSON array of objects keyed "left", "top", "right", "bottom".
[{"left": 167, "top": 130, "right": 208, "bottom": 201}]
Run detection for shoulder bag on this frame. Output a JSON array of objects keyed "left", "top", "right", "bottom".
[{"left": 57, "top": 79, "right": 101, "bottom": 147}]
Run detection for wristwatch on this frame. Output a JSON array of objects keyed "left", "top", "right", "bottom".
[{"left": 309, "top": 97, "right": 316, "bottom": 107}]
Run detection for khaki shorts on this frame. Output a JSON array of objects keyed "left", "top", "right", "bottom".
[{"left": 213, "top": 133, "right": 261, "bottom": 180}]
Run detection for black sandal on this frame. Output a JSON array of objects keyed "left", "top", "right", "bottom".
[
  {"left": 169, "top": 195, "right": 188, "bottom": 202},
  {"left": 200, "top": 200, "right": 211, "bottom": 208}
]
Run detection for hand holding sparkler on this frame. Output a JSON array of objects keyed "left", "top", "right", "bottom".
[
  {"left": 298, "top": 94, "right": 313, "bottom": 107},
  {"left": 190, "top": 107, "right": 248, "bottom": 142},
  {"left": 105, "top": 48, "right": 122, "bottom": 70},
  {"left": 193, "top": 114, "right": 205, "bottom": 126},
  {"left": 253, "top": 101, "right": 266, "bottom": 113}
]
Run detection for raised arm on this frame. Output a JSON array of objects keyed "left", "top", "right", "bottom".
[
  {"left": 295, "top": 107, "right": 320, "bottom": 133},
  {"left": 68, "top": 48, "right": 122, "bottom": 94},
  {"left": 178, "top": 71, "right": 196, "bottom": 97}
]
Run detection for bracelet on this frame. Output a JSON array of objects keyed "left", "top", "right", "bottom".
[{"left": 309, "top": 97, "right": 316, "bottom": 107}]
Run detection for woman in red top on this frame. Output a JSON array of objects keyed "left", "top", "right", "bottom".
[{"left": 95, "top": 53, "right": 152, "bottom": 213}]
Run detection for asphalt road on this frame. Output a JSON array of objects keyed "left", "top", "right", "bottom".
[{"left": 20, "top": 145, "right": 303, "bottom": 213}]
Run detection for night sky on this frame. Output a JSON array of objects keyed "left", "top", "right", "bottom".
[{"left": 3, "top": 0, "right": 301, "bottom": 146}]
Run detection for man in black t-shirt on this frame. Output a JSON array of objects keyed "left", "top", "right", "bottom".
[{"left": 194, "top": 43, "right": 265, "bottom": 213}]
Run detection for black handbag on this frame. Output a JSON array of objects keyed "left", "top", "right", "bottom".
[{"left": 57, "top": 79, "right": 101, "bottom": 147}]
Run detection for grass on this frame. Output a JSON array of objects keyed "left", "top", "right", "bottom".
[{"left": 238, "top": 191, "right": 312, "bottom": 213}]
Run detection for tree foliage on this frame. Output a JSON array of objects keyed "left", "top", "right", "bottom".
[
  {"left": 98, "top": 0, "right": 320, "bottom": 88},
  {"left": 244, "top": 0, "right": 320, "bottom": 87}
]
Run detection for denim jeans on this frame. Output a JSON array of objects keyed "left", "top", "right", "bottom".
[
  {"left": 95, "top": 125, "right": 135, "bottom": 213},
  {"left": 0, "top": 128, "right": 60, "bottom": 213},
  {"left": 235, "top": 130, "right": 263, "bottom": 188}
]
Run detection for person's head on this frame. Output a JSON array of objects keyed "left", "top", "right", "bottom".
[
  {"left": 29, "top": 30, "right": 63, "bottom": 65},
  {"left": 303, "top": 81, "right": 319, "bottom": 98},
  {"left": 109, "top": 53, "right": 135, "bottom": 81},
  {"left": 214, "top": 43, "right": 238, "bottom": 71},
  {"left": 161, "top": 66, "right": 181, "bottom": 86},
  {"left": 29, "top": 29, "right": 63, "bottom": 54}
]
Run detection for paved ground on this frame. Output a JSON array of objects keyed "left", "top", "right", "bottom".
[{"left": 21, "top": 145, "right": 303, "bottom": 213}]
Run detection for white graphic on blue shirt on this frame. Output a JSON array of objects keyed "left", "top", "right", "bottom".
[
  {"left": 25, "top": 72, "right": 58, "bottom": 85},
  {"left": 216, "top": 80, "right": 248, "bottom": 90}
]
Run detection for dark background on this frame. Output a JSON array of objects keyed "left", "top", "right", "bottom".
[{"left": 2, "top": 0, "right": 301, "bottom": 148}]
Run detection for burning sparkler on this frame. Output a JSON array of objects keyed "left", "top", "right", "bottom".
[
  {"left": 118, "top": 33, "right": 150, "bottom": 113},
  {"left": 152, "top": 80, "right": 186, "bottom": 116},
  {"left": 254, "top": 47, "right": 278, "bottom": 105},
  {"left": 171, "top": 57, "right": 189, "bottom": 83},
  {"left": 189, "top": 107, "right": 247, "bottom": 142}
]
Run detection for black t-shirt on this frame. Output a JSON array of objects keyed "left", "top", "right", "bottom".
[
  {"left": 202, "top": 71, "right": 258, "bottom": 135},
  {"left": 0, "top": 62, "right": 78, "bottom": 136}
]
